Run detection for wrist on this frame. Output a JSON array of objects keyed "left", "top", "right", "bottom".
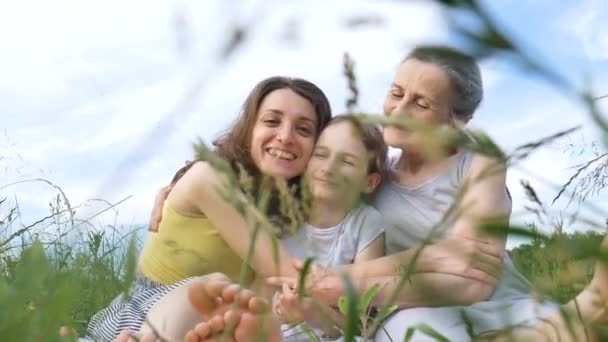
[
  {"left": 413, "top": 243, "right": 440, "bottom": 273},
  {"left": 316, "top": 274, "right": 346, "bottom": 305}
]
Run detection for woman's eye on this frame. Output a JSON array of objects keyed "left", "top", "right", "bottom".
[
  {"left": 390, "top": 91, "right": 403, "bottom": 99},
  {"left": 416, "top": 100, "right": 429, "bottom": 109},
  {"left": 313, "top": 151, "right": 327, "bottom": 158},
  {"left": 343, "top": 159, "right": 356, "bottom": 166},
  {"left": 297, "top": 126, "right": 313, "bottom": 136},
  {"left": 264, "top": 119, "right": 280, "bottom": 126}
]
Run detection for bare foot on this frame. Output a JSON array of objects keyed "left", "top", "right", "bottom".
[
  {"left": 114, "top": 330, "right": 130, "bottom": 342},
  {"left": 184, "top": 279, "right": 282, "bottom": 342},
  {"left": 570, "top": 235, "right": 608, "bottom": 326},
  {"left": 505, "top": 235, "right": 608, "bottom": 342},
  {"left": 114, "top": 329, "right": 161, "bottom": 342},
  {"left": 187, "top": 277, "right": 260, "bottom": 319},
  {"left": 590, "top": 234, "right": 608, "bottom": 319},
  {"left": 184, "top": 308, "right": 283, "bottom": 342},
  {"left": 574, "top": 235, "right": 608, "bottom": 340},
  {"left": 118, "top": 273, "right": 244, "bottom": 341},
  {"left": 116, "top": 277, "right": 282, "bottom": 342}
]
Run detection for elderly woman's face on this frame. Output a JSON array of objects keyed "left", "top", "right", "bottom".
[{"left": 382, "top": 58, "right": 454, "bottom": 150}]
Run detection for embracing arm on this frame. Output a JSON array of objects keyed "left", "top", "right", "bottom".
[
  {"left": 311, "top": 154, "right": 510, "bottom": 307},
  {"left": 434, "top": 153, "right": 510, "bottom": 300},
  {"left": 171, "top": 161, "right": 298, "bottom": 277}
]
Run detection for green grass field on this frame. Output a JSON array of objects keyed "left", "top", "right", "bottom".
[{"left": 0, "top": 191, "right": 603, "bottom": 341}]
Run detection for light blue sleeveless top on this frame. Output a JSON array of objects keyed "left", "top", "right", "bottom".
[{"left": 372, "top": 151, "right": 558, "bottom": 335}]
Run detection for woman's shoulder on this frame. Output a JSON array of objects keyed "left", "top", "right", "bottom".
[
  {"left": 167, "top": 161, "right": 223, "bottom": 216},
  {"left": 175, "top": 161, "right": 226, "bottom": 189},
  {"left": 186, "top": 160, "right": 215, "bottom": 175},
  {"left": 464, "top": 151, "right": 507, "bottom": 180},
  {"left": 460, "top": 151, "right": 511, "bottom": 210}
]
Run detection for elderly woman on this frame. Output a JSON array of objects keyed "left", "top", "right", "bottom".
[
  {"left": 334, "top": 45, "right": 559, "bottom": 339},
  {"left": 269, "top": 45, "right": 606, "bottom": 340}
]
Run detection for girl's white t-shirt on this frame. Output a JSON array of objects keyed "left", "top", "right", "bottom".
[
  {"left": 281, "top": 204, "right": 386, "bottom": 267},
  {"left": 279, "top": 204, "right": 386, "bottom": 342}
]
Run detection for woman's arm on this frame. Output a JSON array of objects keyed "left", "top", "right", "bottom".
[
  {"left": 170, "top": 161, "right": 298, "bottom": 277},
  {"left": 270, "top": 154, "right": 510, "bottom": 306},
  {"left": 270, "top": 239, "right": 501, "bottom": 309},
  {"left": 356, "top": 155, "right": 509, "bottom": 304},
  {"left": 361, "top": 154, "right": 510, "bottom": 304},
  {"left": 339, "top": 236, "right": 503, "bottom": 291}
]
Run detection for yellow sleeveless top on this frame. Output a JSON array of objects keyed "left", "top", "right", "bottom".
[{"left": 138, "top": 201, "right": 255, "bottom": 285}]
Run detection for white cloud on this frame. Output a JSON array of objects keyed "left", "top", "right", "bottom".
[
  {"left": 3, "top": 0, "right": 604, "bottom": 244},
  {"left": 1, "top": 0, "right": 448, "bottom": 227},
  {"left": 557, "top": 0, "right": 608, "bottom": 61}
]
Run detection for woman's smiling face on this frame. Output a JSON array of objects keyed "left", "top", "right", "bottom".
[{"left": 250, "top": 88, "right": 319, "bottom": 179}]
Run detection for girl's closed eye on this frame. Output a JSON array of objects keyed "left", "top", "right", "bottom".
[
  {"left": 313, "top": 150, "right": 328, "bottom": 159},
  {"left": 343, "top": 157, "right": 356, "bottom": 166}
]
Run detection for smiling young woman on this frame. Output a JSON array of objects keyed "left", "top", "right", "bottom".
[{"left": 83, "top": 76, "right": 332, "bottom": 342}]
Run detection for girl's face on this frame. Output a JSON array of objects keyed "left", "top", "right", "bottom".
[
  {"left": 382, "top": 58, "right": 454, "bottom": 150},
  {"left": 305, "top": 121, "right": 378, "bottom": 205},
  {"left": 250, "top": 88, "right": 318, "bottom": 179}
]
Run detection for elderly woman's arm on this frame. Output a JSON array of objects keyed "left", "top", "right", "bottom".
[
  {"left": 271, "top": 154, "right": 510, "bottom": 307},
  {"left": 363, "top": 154, "right": 509, "bottom": 305},
  {"left": 356, "top": 154, "right": 510, "bottom": 305}
]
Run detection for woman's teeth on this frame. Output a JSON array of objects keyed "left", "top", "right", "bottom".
[{"left": 267, "top": 148, "right": 296, "bottom": 161}]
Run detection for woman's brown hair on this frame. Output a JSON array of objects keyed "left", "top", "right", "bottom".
[
  {"left": 169, "top": 77, "right": 332, "bottom": 235},
  {"left": 214, "top": 76, "right": 332, "bottom": 173},
  {"left": 171, "top": 76, "right": 332, "bottom": 184}
]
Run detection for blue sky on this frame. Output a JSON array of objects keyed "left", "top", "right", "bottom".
[{"left": 0, "top": 0, "right": 607, "bottom": 245}]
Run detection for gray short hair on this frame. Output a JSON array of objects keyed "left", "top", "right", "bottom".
[{"left": 403, "top": 46, "right": 483, "bottom": 120}]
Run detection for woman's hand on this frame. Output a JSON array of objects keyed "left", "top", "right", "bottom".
[
  {"left": 414, "top": 237, "right": 503, "bottom": 287},
  {"left": 148, "top": 185, "right": 172, "bottom": 232}
]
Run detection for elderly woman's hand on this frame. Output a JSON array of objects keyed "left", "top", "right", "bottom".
[{"left": 413, "top": 237, "right": 503, "bottom": 287}]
